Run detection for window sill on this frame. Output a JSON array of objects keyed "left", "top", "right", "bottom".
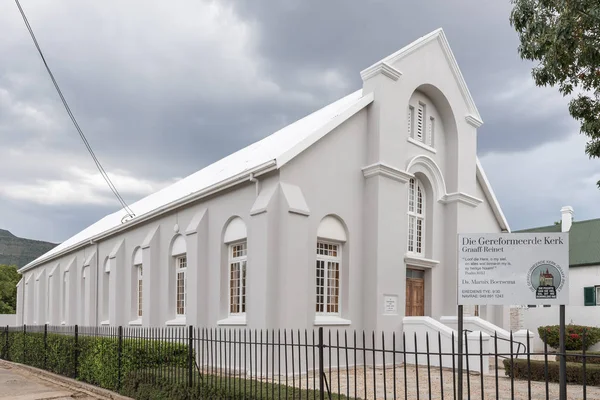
[
  {"left": 407, "top": 137, "right": 436, "bottom": 154},
  {"left": 165, "top": 317, "right": 186, "bottom": 326},
  {"left": 217, "top": 316, "right": 247, "bottom": 326},
  {"left": 128, "top": 319, "right": 142, "bottom": 326},
  {"left": 100, "top": 320, "right": 110, "bottom": 326},
  {"left": 314, "top": 316, "right": 352, "bottom": 326},
  {"left": 404, "top": 254, "right": 440, "bottom": 269}
]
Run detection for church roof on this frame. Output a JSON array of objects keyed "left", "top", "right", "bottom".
[
  {"left": 517, "top": 218, "right": 600, "bottom": 267},
  {"left": 21, "top": 89, "right": 372, "bottom": 272},
  {"left": 20, "top": 28, "right": 508, "bottom": 273}
]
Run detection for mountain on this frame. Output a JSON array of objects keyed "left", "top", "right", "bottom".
[{"left": 0, "top": 229, "right": 58, "bottom": 268}]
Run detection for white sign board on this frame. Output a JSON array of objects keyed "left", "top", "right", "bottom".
[
  {"left": 458, "top": 232, "right": 569, "bottom": 306},
  {"left": 383, "top": 295, "right": 398, "bottom": 315}
]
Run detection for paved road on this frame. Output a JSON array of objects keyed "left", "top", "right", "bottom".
[{"left": 0, "top": 363, "right": 102, "bottom": 400}]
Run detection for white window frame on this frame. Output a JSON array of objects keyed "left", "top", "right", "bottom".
[
  {"left": 62, "top": 272, "right": 68, "bottom": 324},
  {"left": 135, "top": 264, "right": 143, "bottom": 318},
  {"left": 407, "top": 177, "right": 425, "bottom": 256},
  {"left": 228, "top": 241, "right": 247, "bottom": 316},
  {"left": 101, "top": 268, "right": 110, "bottom": 325},
  {"left": 46, "top": 277, "right": 51, "bottom": 324},
  {"left": 596, "top": 287, "right": 600, "bottom": 306},
  {"left": 315, "top": 240, "right": 342, "bottom": 317},
  {"left": 175, "top": 255, "right": 187, "bottom": 317}
]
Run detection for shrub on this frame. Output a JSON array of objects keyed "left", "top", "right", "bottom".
[
  {"left": 3, "top": 331, "right": 190, "bottom": 392},
  {"left": 503, "top": 358, "right": 600, "bottom": 385},
  {"left": 122, "top": 368, "right": 354, "bottom": 400},
  {"left": 555, "top": 351, "right": 600, "bottom": 364},
  {"left": 537, "top": 325, "right": 600, "bottom": 350}
]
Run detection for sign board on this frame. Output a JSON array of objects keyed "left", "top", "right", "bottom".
[
  {"left": 458, "top": 232, "right": 569, "bottom": 306},
  {"left": 383, "top": 295, "right": 398, "bottom": 315}
]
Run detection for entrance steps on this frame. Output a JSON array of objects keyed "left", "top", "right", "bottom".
[
  {"left": 402, "top": 316, "right": 533, "bottom": 375},
  {"left": 440, "top": 316, "right": 533, "bottom": 357}
]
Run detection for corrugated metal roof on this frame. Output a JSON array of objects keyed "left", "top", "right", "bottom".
[{"left": 517, "top": 219, "right": 600, "bottom": 267}]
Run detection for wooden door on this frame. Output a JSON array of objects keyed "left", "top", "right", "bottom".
[{"left": 405, "top": 277, "right": 425, "bottom": 316}]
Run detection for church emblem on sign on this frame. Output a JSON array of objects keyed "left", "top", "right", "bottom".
[{"left": 526, "top": 260, "right": 566, "bottom": 300}]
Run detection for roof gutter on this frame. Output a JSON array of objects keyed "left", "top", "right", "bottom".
[{"left": 19, "top": 159, "right": 278, "bottom": 273}]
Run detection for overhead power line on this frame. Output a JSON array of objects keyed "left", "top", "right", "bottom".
[{"left": 14, "top": 0, "right": 135, "bottom": 219}]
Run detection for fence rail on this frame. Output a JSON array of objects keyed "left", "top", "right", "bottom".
[{"left": 1, "top": 324, "right": 598, "bottom": 399}]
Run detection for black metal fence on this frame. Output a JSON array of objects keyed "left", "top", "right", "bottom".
[{"left": 0, "top": 324, "right": 598, "bottom": 399}]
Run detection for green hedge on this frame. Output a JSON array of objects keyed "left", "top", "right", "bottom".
[
  {"left": 5, "top": 331, "right": 76, "bottom": 376},
  {"left": 554, "top": 351, "right": 600, "bottom": 364},
  {"left": 503, "top": 358, "right": 600, "bottom": 385},
  {"left": 122, "top": 368, "right": 354, "bottom": 400},
  {"left": 537, "top": 325, "right": 600, "bottom": 351},
  {"left": 3, "top": 331, "right": 190, "bottom": 391}
]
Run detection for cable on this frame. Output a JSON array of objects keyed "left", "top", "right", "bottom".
[{"left": 14, "top": 0, "right": 135, "bottom": 218}]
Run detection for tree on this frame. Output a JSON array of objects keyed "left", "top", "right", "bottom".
[
  {"left": 510, "top": 0, "right": 600, "bottom": 187},
  {"left": 0, "top": 264, "right": 21, "bottom": 314}
]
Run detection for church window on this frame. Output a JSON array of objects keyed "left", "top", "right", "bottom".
[{"left": 407, "top": 178, "right": 425, "bottom": 255}]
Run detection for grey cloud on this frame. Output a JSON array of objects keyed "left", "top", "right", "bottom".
[
  {"left": 0, "top": 0, "right": 596, "bottom": 243},
  {"left": 0, "top": 197, "right": 111, "bottom": 244}
]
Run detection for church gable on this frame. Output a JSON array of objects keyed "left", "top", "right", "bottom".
[{"left": 360, "top": 28, "right": 482, "bottom": 127}]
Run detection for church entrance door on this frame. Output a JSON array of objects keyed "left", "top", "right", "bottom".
[{"left": 406, "top": 268, "right": 425, "bottom": 317}]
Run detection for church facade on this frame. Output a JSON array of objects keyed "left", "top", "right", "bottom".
[{"left": 16, "top": 29, "right": 510, "bottom": 335}]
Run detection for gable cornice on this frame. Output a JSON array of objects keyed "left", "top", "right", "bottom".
[
  {"left": 435, "top": 32, "right": 482, "bottom": 123},
  {"left": 362, "top": 162, "right": 413, "bottom": 183},
  {"left": 440, "top": 192, "right": 483, "bottom": 207},
  {"left": 360, "top": 62, "right": 403, "bottom": 82},
  {"left": 360, "top": 28, "right": 483, "bottom": 123},
  {"left": 465, "top": 115, "right": 483, "bottom": 128},
  {"left": 476, "top": 158, "right": 510, "bottom": 232}
]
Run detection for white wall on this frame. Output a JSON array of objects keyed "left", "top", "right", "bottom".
[{"left": 0, "top": 314, "right": 16, "bottom": 326}]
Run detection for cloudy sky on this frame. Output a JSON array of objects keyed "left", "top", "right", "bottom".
[{"left": 1, "top": 0, "right": 598, "bottom": 244}]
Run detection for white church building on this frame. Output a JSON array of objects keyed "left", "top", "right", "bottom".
[{"left": 16, "top": 29, "right": 511, "bottom": 337}]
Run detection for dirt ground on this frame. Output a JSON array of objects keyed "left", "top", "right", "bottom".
[{"left": 0, "top": 362, "right": 104, "bottom": 400}]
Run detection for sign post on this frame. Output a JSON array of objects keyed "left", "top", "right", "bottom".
[
  {"left": 457, "top": 232, "right": 569, "bottom": 399},
  {"left": 457, "top": 304, "right": 463, "bottom": 400},
  {"left": 559, "top": 305, "right": 566, "bottom": 399}
]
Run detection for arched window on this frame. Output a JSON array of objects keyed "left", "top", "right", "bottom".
[
  {"left": 407, "top": 177, "right": 425, "bottom": 255},
  {"left": 224, "top": 217, "right": 248, "bottom": 317},
  {"left": 62, "top": 271, "right": 69, "bottom": 324},
  {"left": 171, "top": 235, "right": 187, "bottom": 317},
  {"left": 102, "top": 258, "right": 110, "bottom": 324},
  {"left": 316, "top": 216, "right": 347, "bottom": 317},
  {"left": 81, "top": 267, "right": 88, "bottom": 324},
  {"left": 132, "top": 248, "right": 143, "bottom": 319},
  {"left": 46, "top": 276, "right": 51, "bottom": 324}
]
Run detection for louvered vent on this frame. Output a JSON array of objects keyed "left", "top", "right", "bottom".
[
  {"left": 408, "top": 106, "right": 414, "bottom": 136},
  {"left": 416, "top": 104, "right": 424, "bottom": 140}
]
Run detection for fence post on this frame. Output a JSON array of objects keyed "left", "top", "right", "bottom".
[
  {"left": 319, "top": 327, "right": 324, "bottom": 400},
  {"left": 117, "top": 326, "right": 123, "bottom": 391},
  {"left": 44, "top": 324, "right": 48, "bottom": 370},
  {"left": 188, "top": 325, "right": 193, "bottom": 388},
  {"left": 559, "top": 305, "right": 567, "bottom": 400},
  {"left": 74, "top": 325, "right": 79, "bottom": 379}
]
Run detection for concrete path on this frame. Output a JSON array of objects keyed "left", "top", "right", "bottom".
[{"left": 0, "top": 363, "right": 102, "bottom": 400}]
